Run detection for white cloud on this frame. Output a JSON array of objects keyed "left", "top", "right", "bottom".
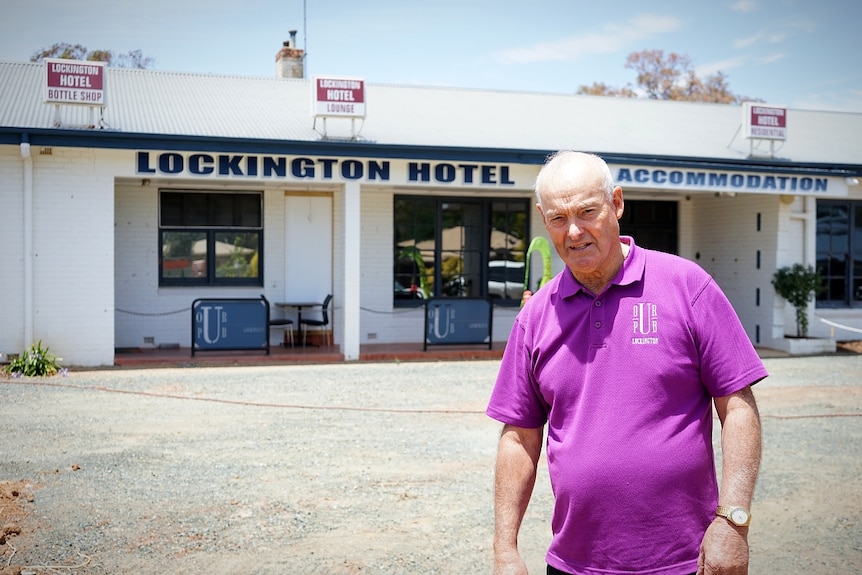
[
  {"left": 697, "top": 57, "right": 749, "bottom": 77},
  {"left": 697, "top": 52, "right": 784, "bottom": 77},
  {"left": 786, "top": 19, "right": 818, "bottom": 34},
  {"left": 757, "top": 53, "right": 785, "bottom": 64},
  {"left": 497, "top": 14, "right": 681, "bottom": 64},
  {"left": 731, "top": 0, "right": 757, "bottom": 13},
  {"left": 734, "top": 30, "right": 786, "bottom": 49},
  {"left": 734, "top": 32, "right": 765, "bottom": 49}
]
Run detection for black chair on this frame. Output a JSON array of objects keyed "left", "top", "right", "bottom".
[
  {"left": 300, "top": 294, "right": 332, "bottom": 347},
  {"left": 263, "top": 295, "right": 294, "bottom": 347}
]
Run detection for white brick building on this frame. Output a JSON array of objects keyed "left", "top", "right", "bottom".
[{"left": 1, "top": 52, "right": 861, "bottom": 366}]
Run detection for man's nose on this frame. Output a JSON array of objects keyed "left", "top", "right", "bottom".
[{"left": 567, "top": 220, "right": 583, "bottom": 237}]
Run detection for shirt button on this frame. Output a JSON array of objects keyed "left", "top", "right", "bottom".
[
  {"left": 595, "top": 300, "right": 602, "bottom": 307},
  {"left": 594, "top": 321, "right": 602, "bottom": 329}
]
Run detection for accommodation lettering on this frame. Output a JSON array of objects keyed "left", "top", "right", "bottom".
[{"left": 616, "top": 168, "right": 828, "bottom": 193}]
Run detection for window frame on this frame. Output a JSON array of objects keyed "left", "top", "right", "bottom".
[
  {"left": 393, "top": 195, "right": 530, "bottom": 307},
  {"left": 816, "top": 199, "right": 862, "bottom": 308},
  {"left": 158, "top": 190, "right": 264, "bottom": 287}
]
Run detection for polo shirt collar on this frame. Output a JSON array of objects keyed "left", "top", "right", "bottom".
[{"left": 558, "top": 236, "right": 645, "bottom": 298}]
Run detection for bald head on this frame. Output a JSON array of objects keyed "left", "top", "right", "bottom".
[
  {"left": 534, "top": 151, "right": 615, "bottom": 208},
  {"left": 533, "top": 150, "right": 626, "bottom": 294}
]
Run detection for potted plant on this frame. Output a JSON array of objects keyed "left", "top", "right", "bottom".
[
  {"left": 771, "top": 263, "right": 825, "bottom": 338},
  {"left": 770, "top": 263, "right": 835, "bottom": 355}
]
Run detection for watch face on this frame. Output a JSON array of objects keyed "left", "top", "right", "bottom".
[{"left": 730, "top": 508, "right": 749, "bottom": 525}]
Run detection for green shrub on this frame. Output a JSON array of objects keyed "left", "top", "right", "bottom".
[
  {"left": 3, "top": 341, "right": 66, "bottom": 377},
  {"left": 772, "top": 264, "right": 825, "bottom": 338}
]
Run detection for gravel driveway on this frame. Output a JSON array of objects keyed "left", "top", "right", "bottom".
[{"left": 1, "top": 355, "right": 861, "bottom": 574}]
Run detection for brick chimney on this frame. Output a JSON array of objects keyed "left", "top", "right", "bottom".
[{"left": 276, "top": 30, "right": 305, "bottom": 78}]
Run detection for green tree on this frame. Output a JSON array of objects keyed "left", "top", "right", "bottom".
[
  {"left": 31, "top": 43, "right": 154, "bottom": 68},
  {"left": 577, "top": 49, "right": 759, "bottom": 104}
]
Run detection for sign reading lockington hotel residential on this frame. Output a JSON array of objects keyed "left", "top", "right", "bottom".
[{"left": 44, "top": 58, "right": 106, "bottom": 105}]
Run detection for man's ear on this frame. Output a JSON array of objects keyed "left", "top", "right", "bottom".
[{"left": 613, "top": 186, "right": 624, "bottom": 219}]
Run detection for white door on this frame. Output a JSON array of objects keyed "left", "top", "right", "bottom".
[{"left": 284, "top": 194, "right": 332, "bottom": 302}]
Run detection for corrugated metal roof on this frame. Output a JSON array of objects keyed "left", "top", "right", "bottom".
[{"left": 1, "top": 60, "right": 860, "bottom": 169}]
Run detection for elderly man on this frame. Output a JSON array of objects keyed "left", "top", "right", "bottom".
[{"left": 487, "top": 151, "right": 765, "bottom": 575}]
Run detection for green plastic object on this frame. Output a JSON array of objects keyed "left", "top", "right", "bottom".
[{"left": 523, "top": 236, "right": 553, "bottom": 306}]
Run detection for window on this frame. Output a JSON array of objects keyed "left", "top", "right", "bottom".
[
  {"left": 816, "top": 200, "right": 862, "bottom": 307},
  {"left": 618, "top": 200, "right": 678, "bottom": 254},
  {"left": 159, "top": 191, "right": 263, "bottom": 286},
  {"left": 394, "top": 196, "right": 529, "bottom": 305}
]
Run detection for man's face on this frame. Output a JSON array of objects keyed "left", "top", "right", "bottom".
[{"left": 537, "top": 162, "right": 624, "bottom": 284}]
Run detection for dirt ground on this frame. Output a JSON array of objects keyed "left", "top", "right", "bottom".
[
  {"left": 837, "top": 339, "right": 862, "bottom": 354},
  {"left": 0, "top": 481, "right": 37, "bottom": 575},
  {"left": 1, "top": 348, "right": 861, "bottom": 574}
]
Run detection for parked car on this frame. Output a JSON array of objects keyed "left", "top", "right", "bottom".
[
  {"left": 487, "top": 260, "right": 524, "bottom": 300},
  {"left": 394, "top": 280, "right": 426, "bottom": 299}
]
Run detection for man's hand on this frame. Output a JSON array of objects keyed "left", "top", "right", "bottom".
[
  {"left": 697, "top": 518, "right": 750, "bottom": 574},
  {"left": 494, "top": 546, "right": 530, "bottom": 575}
]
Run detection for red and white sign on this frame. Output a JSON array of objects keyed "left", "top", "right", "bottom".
[
  {"left": 44, "top": 58, "right": 106, "bottom": 106},
  {"left": 744, "top": 102, "right": 786, "bottom": 140},
  {"left": 313, "top": 76, "right": 365, "bottom": 118}
]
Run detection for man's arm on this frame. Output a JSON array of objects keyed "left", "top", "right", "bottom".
[
  {"left": 494, "top": 423, "right": 544, "bottom": 575},
  {"left": 699, "top": 385, "right": 762, "bottom": 575}
]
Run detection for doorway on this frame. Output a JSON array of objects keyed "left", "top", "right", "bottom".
[
  {"left": 619, "top": 200, "right": 678, "bottom": 254},
  {"left": 284, "top": 193, "right": 332, "bottom": 301}
]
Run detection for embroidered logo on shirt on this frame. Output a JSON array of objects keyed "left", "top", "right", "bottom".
[{"left": 632, "top": 302, "right": 659, "bottom": 344}]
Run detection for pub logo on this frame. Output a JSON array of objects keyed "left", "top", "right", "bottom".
[{"left": 632, "top": 302, "right": 659, "bottom": 345}]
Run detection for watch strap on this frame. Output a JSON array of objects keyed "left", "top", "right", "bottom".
[{"left": 715, "top": 505, "right": 751, "bottom": 526}]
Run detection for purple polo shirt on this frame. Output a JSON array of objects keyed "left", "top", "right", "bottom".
[{"left": 487, "top": 237, "right": 767, "bottom": 575}]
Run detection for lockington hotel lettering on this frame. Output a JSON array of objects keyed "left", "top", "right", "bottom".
[
  {"left": 136, "top": 152, "right": 515, "bottom": 186},
  {"left": 136, "top": 152, "right": 832, "bottom": 193}
]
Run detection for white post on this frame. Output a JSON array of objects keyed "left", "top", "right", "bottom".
[
  {"left": 21, "top": 141, "right": 33, "bottom": 347},
  {"left": 342, "top": 181, "right": 361, "bottom": 360}
]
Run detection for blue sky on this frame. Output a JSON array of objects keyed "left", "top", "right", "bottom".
[{"left": 2, "top": 0, "right": 860, "bottom": 112}]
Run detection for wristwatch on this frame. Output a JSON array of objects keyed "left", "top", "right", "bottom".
[{"left": 716, "top": 505, "right": 751, "bottom": 526}]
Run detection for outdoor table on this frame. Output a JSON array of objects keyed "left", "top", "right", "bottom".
[{"left": 275, "top": 301, "right": 323, "bottom": 346}]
